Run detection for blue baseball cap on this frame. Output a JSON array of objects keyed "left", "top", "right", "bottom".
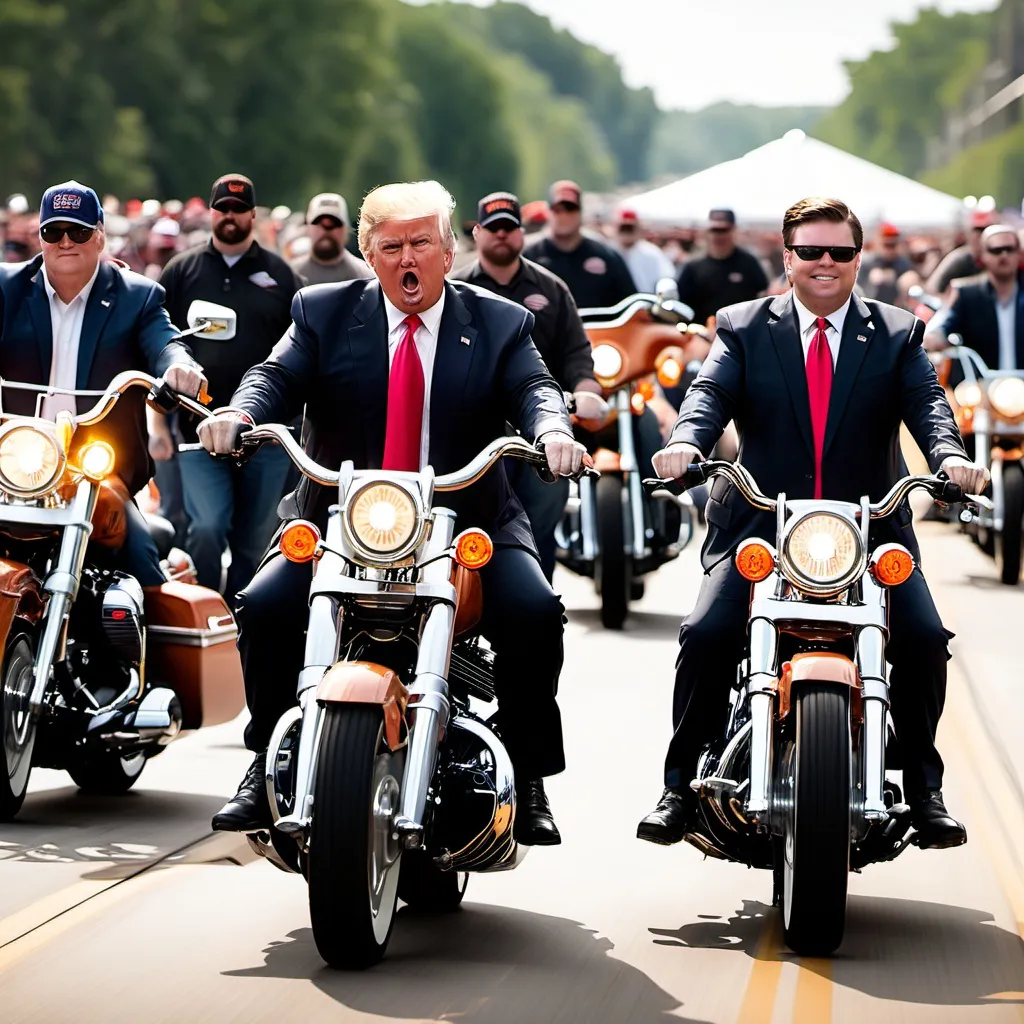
[{"left": 39, "top": 180, "right": 104, "bottom": 230}]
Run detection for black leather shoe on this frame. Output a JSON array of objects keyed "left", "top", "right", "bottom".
[
  {"left": 910, "top": 790, "right": 967, "bottom": 849},
  {"left": 212, "top": 753, "right": 271, "bottom": 832},
  {"left": 514, "top": 779, "right": 561, "bottom": 846},
  {"left": 637, "top": 788, "right": 695, "bottom": 845}
]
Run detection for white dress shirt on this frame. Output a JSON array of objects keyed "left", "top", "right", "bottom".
[
  {"left": 41, "top": 263, "right": 101, "bottom": 419},
  {"left": 792, "top": 292, "right": 851, "bottom": 369},
  {"left": 996, "top": 286, "right": 1018, "bottom": 370},
  {"left": 382, "top": 290, "right": 445, "bottom": 469}
]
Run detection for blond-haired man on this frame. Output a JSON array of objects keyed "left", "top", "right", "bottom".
[{"left": 201, "top": 180, "right": 583, "bottom": 845}]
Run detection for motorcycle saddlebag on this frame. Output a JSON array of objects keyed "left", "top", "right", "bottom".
[{"left": 143, "top": 581, "right": 244, "bottom": 730}]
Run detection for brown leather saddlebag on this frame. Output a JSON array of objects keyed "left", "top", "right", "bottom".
[{"left": 143, "top": 581, "right": 244, "bottom": 730}]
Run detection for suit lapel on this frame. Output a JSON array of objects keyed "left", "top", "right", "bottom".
[
  {"left": 26, "top": 264, "right": 53, "bottom": 380},
  {"left": 75, "top": 262, "right": 116, "bottom": 387},
  {"left": 428, "top": 283, "right": 476, "bottom": 467},
  {"left": 823, "top": 294, "right": 875, "bottom": 456},
  {"left": 347, "top": 281, "right": 389, "bottom": 468},
  {"left": 766, "top": 292, "right": 814, "bottom": 460}
]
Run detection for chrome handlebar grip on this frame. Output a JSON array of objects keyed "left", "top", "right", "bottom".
[{"left": 241, "top": 425, "right": 341, "bottom": 487}]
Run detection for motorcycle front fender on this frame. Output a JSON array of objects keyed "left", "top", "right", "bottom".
[{"left": 316, "top": 661, "right": 409, "bottom": 752}]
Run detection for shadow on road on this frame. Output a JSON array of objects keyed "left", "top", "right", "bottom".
[
  {"left": 566, "top": 607, "right": 682, "bottom": 639},
  {"left": 650, "top": 895, "right": 1024, "bottom": 1008},
  {"left": 226, "top": 902, "right": 711, "bottom": 1023}
]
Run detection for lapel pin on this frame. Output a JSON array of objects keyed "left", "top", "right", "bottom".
[
  {"left": 101, "top": 299, "right": 111, "bottom": 307},
  {"left": 460, "top": 336, "right": 471, "bottom": 346},
  {"left": 857, "top": 334, "right": 867, "bottom": 342}
]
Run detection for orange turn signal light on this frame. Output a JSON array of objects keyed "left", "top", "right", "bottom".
[
  {"left": 735, "top": 539, "right": 776, "bottom": 582},
  {"left": 871, "top": 544, "right": 914, "bottom": 587},
  {"left": 280, "top": 520, "right": 321, "bottom": 563},
  {"left": 655, "top": 346, "right": 685, "bottom": 388},
  {"left": 454, "top": 529, "right": 493, "bottom": 571},
  {"left": 630, "top": 391, "right": 647, "bottom": 415}
]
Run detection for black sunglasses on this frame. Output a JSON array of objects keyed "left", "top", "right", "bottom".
[
  {"left": 215, "top": 201, "right": 251, "bottom": 215},
  {"left": 786, "top": 245, "right": 861, "bottom": 263},
  {"left": 40, "top": 223, "right": 95, "bottom": 244},
  {"left": 986, "top": 244, "right": 1018, "bottom": 256},
  {"left": 482, "top": 220, "right": 519, "bottom": 233}
]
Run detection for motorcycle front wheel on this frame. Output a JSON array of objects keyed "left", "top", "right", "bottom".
[
  {"left": 778, "top": 683, "right": 851, "bottom": 956},
  {"left": 995, "top": 462, "right": 1023, "bottom": 585},
  {"left": 595, "top": 475, "right": 631, "bottom": 630},
  {"left": 0, "top": 635, "right": 36, "bottom": 821},
  {"left": 308, "top": 704, "right": 404, "bottom": 969}
]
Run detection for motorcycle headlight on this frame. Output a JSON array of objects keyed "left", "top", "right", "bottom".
[
  {"left": 781, "top": 513, "right": 863, "bottom": 594},
  {"left": 988, "top": 377, "right": 1024, "bottom": 420},
  {"left": 0, "top": 425, "right": 65, "bottom": 497},
  {"left": 592, "top": 344, "right": 624, "bottom": 384},
  {"left": 346, "top": 482, "right": 420, "bottom": 559}
]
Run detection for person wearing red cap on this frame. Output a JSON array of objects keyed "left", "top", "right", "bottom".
[
  {"left": 858, "top": 223, "right": 914, "bottom": 305},
  {"left": 523, "top": 181, "right": 636, "bottom": 309},
  {"left": 615, "top": 208, "right": 675, "bottom": 293},
  {"left": 926, "top": 212, "right": 994, "bottom": 296}
]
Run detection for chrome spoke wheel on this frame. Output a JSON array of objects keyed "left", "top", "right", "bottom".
[
  {"left": 1, "top": 637, "right": 36, "bottom": 817},
  {"left": 368, "top": 752, "right": 403, "bottom": 941}
]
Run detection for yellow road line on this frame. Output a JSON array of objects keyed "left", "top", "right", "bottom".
[
  {"left": 793, "top": 959, "right": 832, "bottom": 1024},
  {"left": 737, "top": 912, "right": 784, "bottom": 1024}
]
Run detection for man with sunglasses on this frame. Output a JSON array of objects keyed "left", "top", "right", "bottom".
[
  {"left": 637, "top": 196, "right": 988, "bottom": 852},
  {"left": 289, "top": 192, "right": 372, "bottom": 285},
  {"left": 0, "top": 179, "right": 207, "bottom": 585},
  {"left": 159, "top": 174, "right": 302, "bottom": 603},
  {"left": 454, "top": 191, "right": 605, "bottom": 581},
  {"left": 924, "top": 225, "right": 1024, "bottom": 372},
  {"left": 523, "top": 181, "right": 636, "bottom": 310}
]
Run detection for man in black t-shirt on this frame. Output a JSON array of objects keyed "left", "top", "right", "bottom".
[
  {"left": 676, "top": 209, "right": 768, "bottom": 326},
  {"left": 523, "top": 180, "right": 636, "bottom": 310}
]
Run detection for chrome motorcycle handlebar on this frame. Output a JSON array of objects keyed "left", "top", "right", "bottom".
[
  {"left": 49, "top": 370, "right": 213, "bottom": 427},
  {"left": 578, "top": 293, "right": 695, "bottom": 327}
]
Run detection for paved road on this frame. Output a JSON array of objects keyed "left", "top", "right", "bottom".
[{"left": 1, "top": 522, "right": 1022, "bottom": 1024}]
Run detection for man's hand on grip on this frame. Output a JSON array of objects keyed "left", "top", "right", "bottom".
[
  {"left": 539, "top": 430, "right": 586, "bottom": 477},
  {"left": 198, "top": 411, "right": 250, "bottom": 455},
  {"left": 652, "top": 442, "right": 704, "bottom": 481}
]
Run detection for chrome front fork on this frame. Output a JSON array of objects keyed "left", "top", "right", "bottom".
[
  {"left": 857, "top": 578, "right": 890, "bottom": 823},
  {"left": 28, "top": 479, "right": 98, "bottom": 718},
  {"left": 745, "top": 615, "right": 779, "bottom": 820},
  {"left": 615, "top": 389, "right": 647, "bottom": 560}
]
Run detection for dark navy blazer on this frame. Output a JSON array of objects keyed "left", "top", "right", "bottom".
[
  {"left": 231, "top": 278, "right": 571, "bottom": 552},
  {"left": 932, "top": 272, "right": 1024, "bottom": 371},
  {"left": 0, "top": 255, "right": 196, "bottom": 494},
  {"left": 669, "top": 291, "right": 968, "bottom": 569}
]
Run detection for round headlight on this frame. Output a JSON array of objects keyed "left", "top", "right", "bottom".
[
  {"left": 347, "top": 483, "right": 419, "bottom": 557},
  {"left": 988, "top": 377, "right": 1024, "bottom": 420},
  {"left": 782, "top": 513, "right": 862, "bottom": 593},
  {"left": 953, "top": 381, "right": 983, "bottom": 409},
  {"left": 592, "top": 344, "right": 624, "bottom": 383},
  {"left": 0, "top": 426, "right": 64, "bottom": 496}
]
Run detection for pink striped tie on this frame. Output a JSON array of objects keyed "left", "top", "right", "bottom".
[{"left": 382, "top": 314, "right": 424, "bottom": 471}]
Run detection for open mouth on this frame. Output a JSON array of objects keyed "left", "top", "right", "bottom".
[{"left": 401, "top": 270, "right": 422, "bottom": 300}]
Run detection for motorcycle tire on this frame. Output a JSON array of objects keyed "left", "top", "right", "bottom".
[
  {"left": 595, "top": 475, "right": 631, "bottom": 630},
  {"left": 995, "top": 463, "right": 1023, "bottom": 585},
  {"left": 68, "top": 751, "right": 146, "bottom": 794},
  {"left": 779, "top": 684, "right": 851, "bottom": 956},
  {"left": 308, "top": 704, "right": 404, "bottom": 969},
  {"left": 0, "top": 636, "right": 37, "bottom": 821},
  {"left": 398, "top": 849, "right": 468, "bottom": 912}
]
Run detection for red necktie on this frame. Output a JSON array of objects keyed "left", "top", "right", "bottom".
[
  {"left": 382, "top": 314, "right": 424, "bottom": 471},
  {"left": 806, "top": 317, "right": 833, "bottom": 499}
]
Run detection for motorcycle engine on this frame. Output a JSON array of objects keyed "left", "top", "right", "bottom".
[{"left": 429, "top": 708, "right": 517, "bottom": 872}]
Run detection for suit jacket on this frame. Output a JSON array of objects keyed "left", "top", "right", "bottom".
[
  {"left": 231, "top": 278, "right": 572, "bottom": 552},
  {"left": 932, "top": 272, "right": 1024, "bottom": 371},
  {"left": 0, "top": 255, "right": 198, "bottom": 495},
  {"left": 669, "top": 292, "right": 968, "bottom": 570}
]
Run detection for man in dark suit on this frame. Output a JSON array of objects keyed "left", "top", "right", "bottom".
[
  {"left": 0, "top": 180, "right": 206, "bottom": 585},
  {"left": 925, "top": 224, "right": 1024, "bottom": 371},
  {"left": 637, "top": 197, "right": 988, "bottom": 851},
  {"left": 200, "top": 180, "right": 585, "bottom": 845}
]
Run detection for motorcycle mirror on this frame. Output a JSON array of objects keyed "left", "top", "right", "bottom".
[
  {"left": 655, "top": 277, "right": 679, "bottom": 302},
  {"left": 185, "top": 300, "right": 237, "bottom": 340},
  {"left": 907, "top": 284, "right": 924, "bottom": 300}
]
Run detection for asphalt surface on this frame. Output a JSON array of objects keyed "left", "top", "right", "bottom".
[{"left": 1, "top": 520, "right": 1022, "bottom": 1024}]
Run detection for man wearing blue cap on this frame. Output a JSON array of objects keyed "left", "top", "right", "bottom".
[{"left": 0, "top": 180, "right": 208, "bottom": 584}]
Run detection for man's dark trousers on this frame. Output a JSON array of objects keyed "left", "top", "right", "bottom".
[
  {"left": 664, "top": 559, "right": 951, "bottom": 800},
  {"left": 236, "top": 544, "right": 566, "bottom": 780}
]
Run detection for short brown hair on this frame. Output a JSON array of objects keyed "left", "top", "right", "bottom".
[{"left": 782, "top": 197, "right": 863, "bottom": 250}]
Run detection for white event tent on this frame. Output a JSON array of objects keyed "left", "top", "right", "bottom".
[{"left": 626, "top": 130, "right": 965, "bottom": 230}]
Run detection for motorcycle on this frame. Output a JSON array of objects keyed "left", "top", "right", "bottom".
[
  {"left": 556, "top": 281, "right": 709, "bottom": 628},
  {"left": 645, "top": 461, "right": 977, "bottom": 955},
  {"left": 223, "top": 426, "right": 597, "bottom": 968},
  {"left": 942, "top": 341, "right": 1023, "bottom": 584},
  {"left": 0, "top": 301, "right": 245, "bottom": 819}
]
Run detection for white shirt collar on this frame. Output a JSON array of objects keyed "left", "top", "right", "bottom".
[
  {"left": 42, "top": 260, "right": 101, "bottom": 308},
  {"left": 792, "top": 291, "right": 852, "bottom": 338},
  {"left": 382, "top": 286, "right": 445, "bottom": 341}
]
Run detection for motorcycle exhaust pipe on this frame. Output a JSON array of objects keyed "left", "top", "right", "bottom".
[{"left": 93, "top": 686, "right": 182, "bottom": 749}]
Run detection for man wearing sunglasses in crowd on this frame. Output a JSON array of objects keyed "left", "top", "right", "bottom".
[
  {"left": 637, "top": 196, "right": 989, "bottom": 853},
  {"left": 0, "top": 180, "right": 207, "bottom": 584},
  {"left": 159, "top": 174, "right": 302, "bottom": 604},
  {"left": 924, "top": 224, "right": 1024, "bottom": 372}
]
